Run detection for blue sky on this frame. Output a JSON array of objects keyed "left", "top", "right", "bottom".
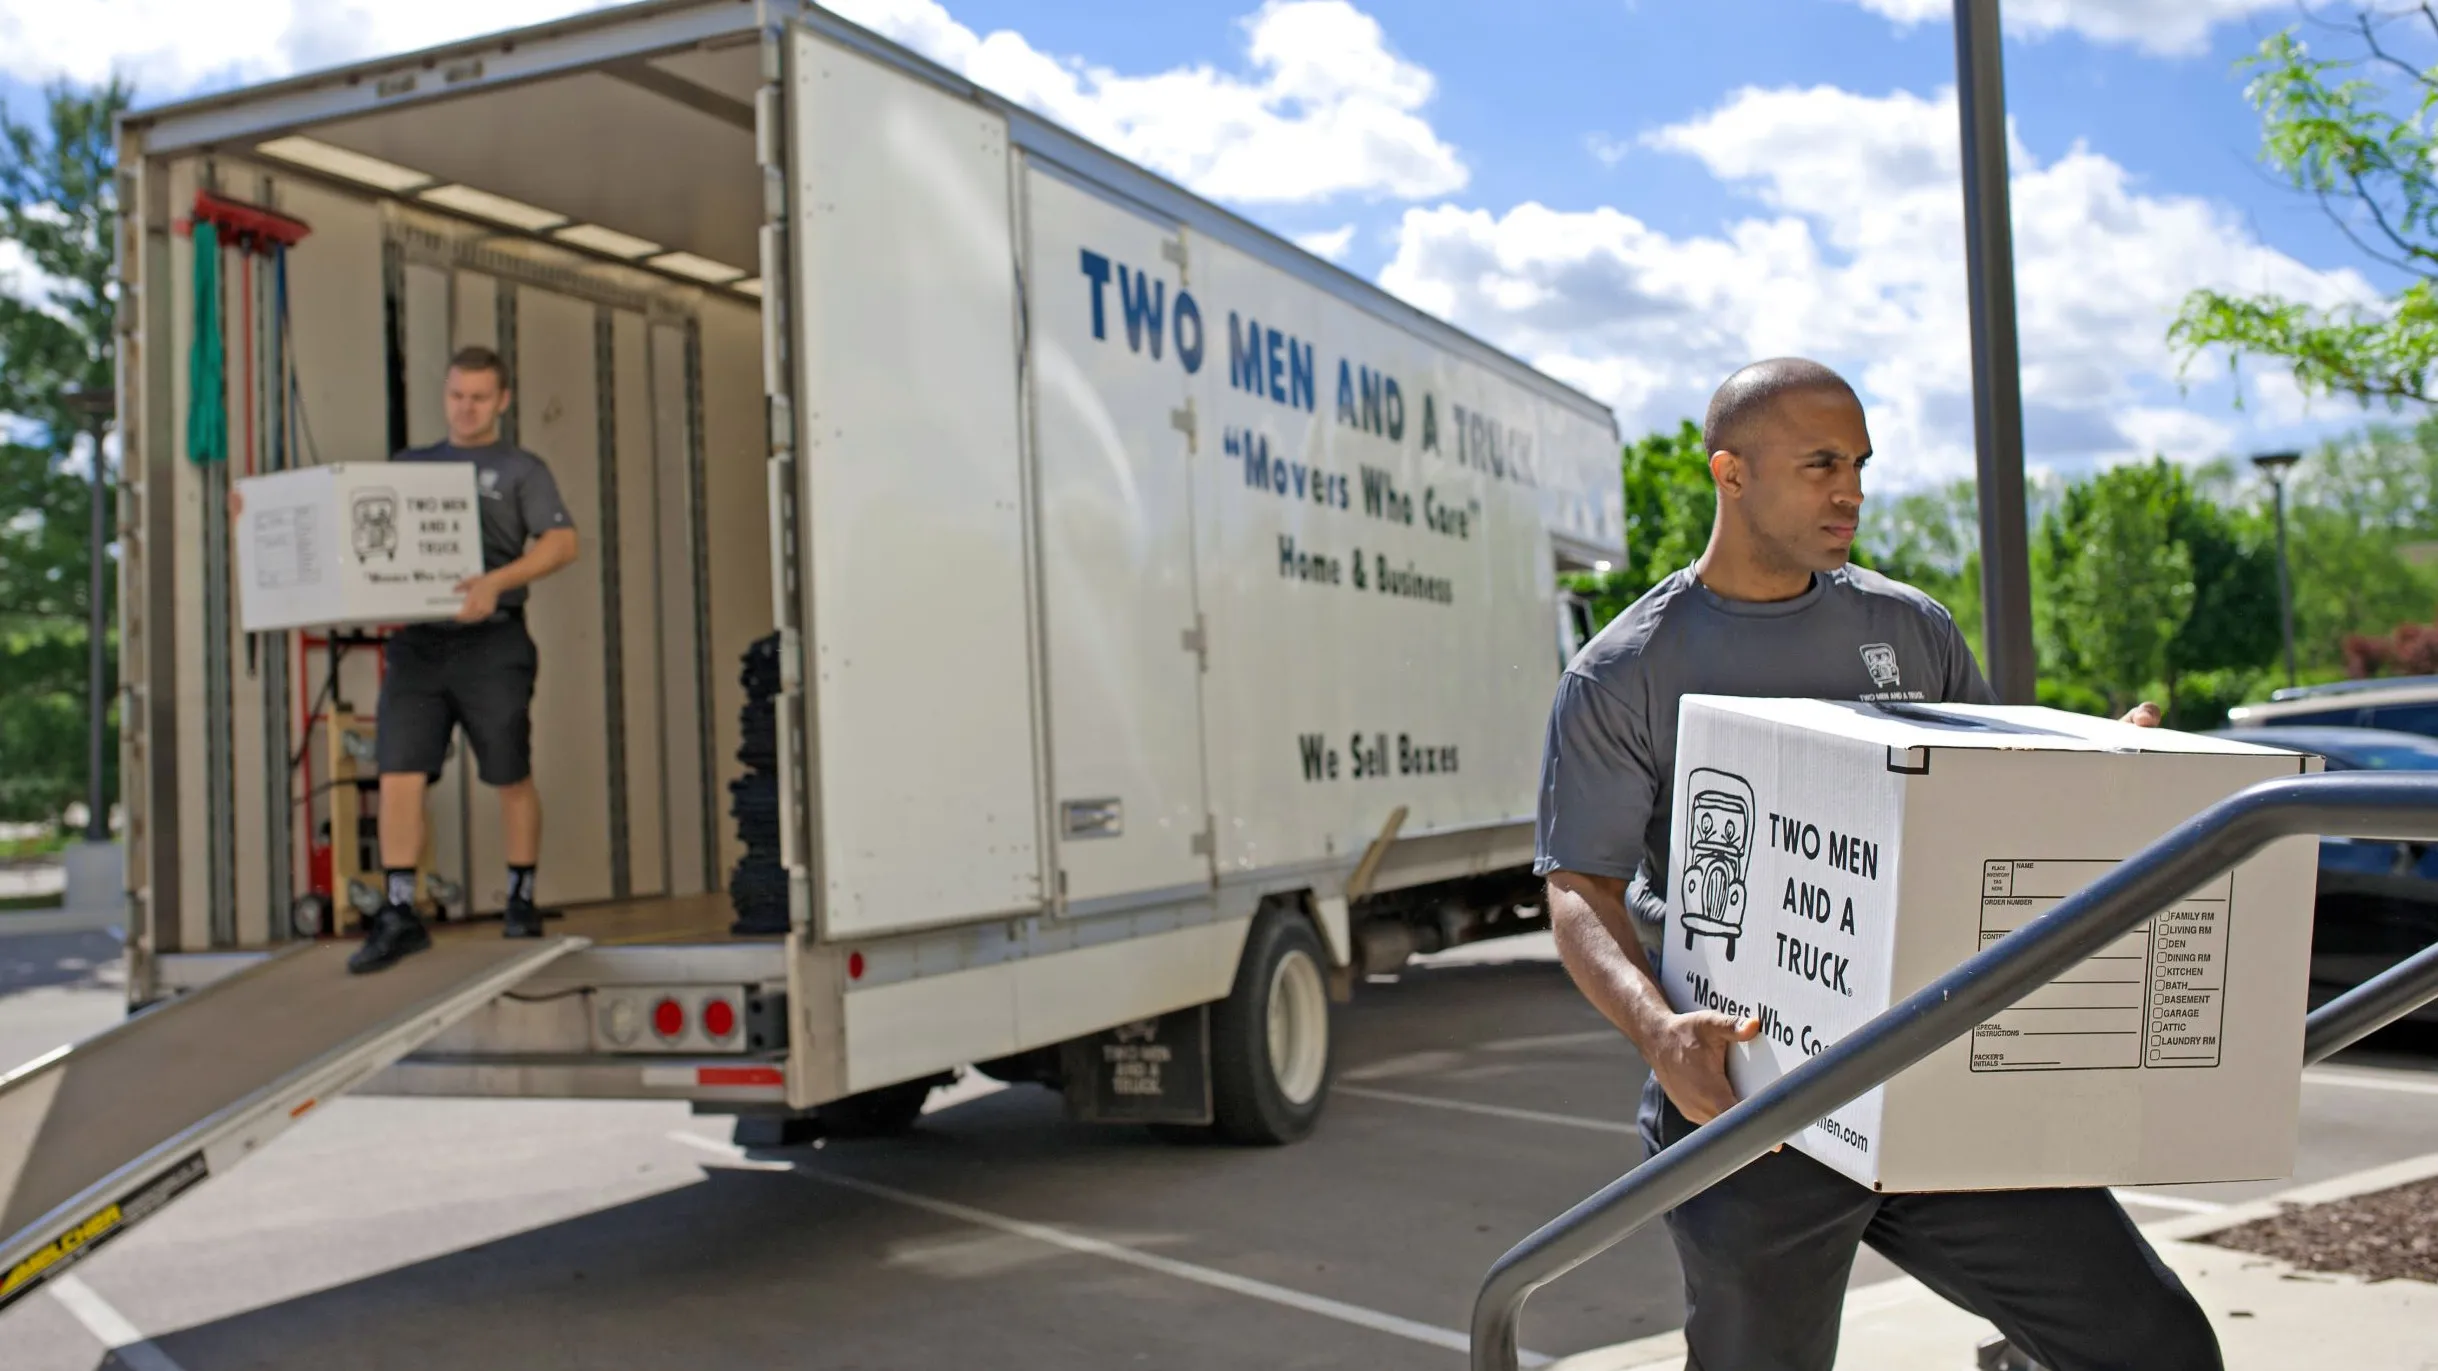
[{"left": 1, "top": 0, "right": 2422, "bottom": 487}]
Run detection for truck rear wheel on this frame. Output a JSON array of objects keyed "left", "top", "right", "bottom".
[{"left": 1209, "top": 911, "right": 1333, "bottom": 1145}]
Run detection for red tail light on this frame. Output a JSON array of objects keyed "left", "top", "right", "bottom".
[
  {"left": 652, "top": 998, "right": 686, "bottom": 1040},
  {"left": 702, "top": 998, "right": 738, "bottom": 1040}
]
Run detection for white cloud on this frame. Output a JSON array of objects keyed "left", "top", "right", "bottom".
[
  {"left": 1584, "top": 132, "right": 1633, "bottom": 167},
  {"left": 1841, "top": 0, "right": 2303, "bottom": 57},
  {"left": 0, "top": 237, "right": 72, "bottom": 323},
  {"left": 829, "top": 0, "right": 1465, "bottom": 203},
  {"left": 1294, "top": 224, "right": 1358, "bottom": 260},
  {"left": 0, "top": 0, "right": 1462, "bottom": 208},
  {"left": 0, "top": 0, "right": 615, "bottom": 91},
  {"left": 1379, "top": 84, "right": 2371, "bottom": 485}
]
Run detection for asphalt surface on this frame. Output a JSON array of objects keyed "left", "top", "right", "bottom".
[{"left": 3, "top": 931, "right": 2434, "bottom": 1371}]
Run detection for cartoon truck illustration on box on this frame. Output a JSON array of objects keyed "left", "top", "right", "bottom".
[
  {"left": 1680, "top": 767, "right": 1755, "bottom": 960},
  {"left": 351, "top": 489, "right": 399, "bottom": 562}
]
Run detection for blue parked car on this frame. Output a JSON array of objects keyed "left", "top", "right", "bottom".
[{"left": 2210, "top": 726, "right": 2438, "bottom": 1025}]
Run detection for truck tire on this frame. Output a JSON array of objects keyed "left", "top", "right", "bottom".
[{"left": 1209, "top": 911, "right": 1333, "bottom": 1145}]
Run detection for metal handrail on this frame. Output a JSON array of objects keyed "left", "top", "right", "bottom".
[{"left": 1472, "top": 772, "right": 2438, "bottom": 1371}]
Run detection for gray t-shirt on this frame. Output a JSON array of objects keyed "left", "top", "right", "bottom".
[
  {"left": 1534, "top": 565, "right": 1993, "bottom": 925},
  {"left": 392, "top": 439, "right": 574, "bottom": 611}
]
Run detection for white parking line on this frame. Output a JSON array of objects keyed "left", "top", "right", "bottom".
[
  {"left": 2303, "top": 1066, "right": 2438, "bottom": 1098},
  {"left": 48, "top": 1275, "right": 187, "bottom": 1371},
  {"left": 1337, "top": 1085, "right": 1638, "bottom": 1136},
  {"left": 667, "top": 1130, "right": 1547, "bottom": 1366}
]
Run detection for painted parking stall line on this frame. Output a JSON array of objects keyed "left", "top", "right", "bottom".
[
  {"left": 48, "top": 1274, "right": 186, "bottom": 1371},
  {"left": 667, "top": 1131, "right": 1548, "bottom": 1366}
]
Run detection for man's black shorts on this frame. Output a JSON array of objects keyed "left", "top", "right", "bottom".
[{"left": 376, "top": 614, "right": 537, "bottom": 786}]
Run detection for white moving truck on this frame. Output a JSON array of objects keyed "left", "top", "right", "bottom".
[{"left": 0, "top": 0, "right": 1620, "bottom": 1308}]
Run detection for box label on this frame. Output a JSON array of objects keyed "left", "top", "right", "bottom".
[
  {"left": 248, "top": 504, "right": 321, "bottom": 590},
  {"left": 1972, "top": 859, "right": 2232, "bottom": 1072}
]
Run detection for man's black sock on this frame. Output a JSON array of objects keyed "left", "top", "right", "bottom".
[
  {"left": 385, "top": 869, "right": 418, "bottom": 909},
  {"left": 508, "top": 865, "right": 537, "bottom": 904}
]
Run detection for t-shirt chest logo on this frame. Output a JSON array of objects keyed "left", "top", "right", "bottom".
[
  {"left": 1859, "top": 642, "right": 1901, "bottom": 690},
  {"left": 477, "top": 468, "right": 505, "bottom": 501}
]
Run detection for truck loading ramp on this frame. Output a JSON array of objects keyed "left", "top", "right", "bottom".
[{"left": 0, "top": 935, "right": 584, "bottom": 1314}]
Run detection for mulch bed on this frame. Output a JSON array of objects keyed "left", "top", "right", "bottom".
[{"left": 2200, "top": 1176, "right": 2438, "bottom": 1284}]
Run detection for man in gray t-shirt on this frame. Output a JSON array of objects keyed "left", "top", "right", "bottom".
[
  {"left": 1535, "top": 359, "right": 2216, "bottom": 1371},
  {"left": 353, "top": 346, "right": 580, "bottom": 974}
]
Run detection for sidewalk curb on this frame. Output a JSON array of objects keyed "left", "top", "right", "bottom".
[
  {"left": 2149, "top": 1149, "right": 2438, "bottom": 1242},
  {"left": 0, "top": 909, "right": 124, "bottom": 938}
]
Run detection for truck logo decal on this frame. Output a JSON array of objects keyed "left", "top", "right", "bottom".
[
  {"left": 350, "top": 489, "right": 399, "bottom": 562},
  {"left": 1680, "top": 768, "right": 1755, "bottom": 960},
  {"left": 1860, "top": 643, "right": 1901, "bottom": 690}
]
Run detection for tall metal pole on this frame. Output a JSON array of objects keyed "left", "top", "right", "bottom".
[
  {"left": 1954, "top": 0, "right": 2037, "bottom": 703},
  {"left": 2272, "top": 475, "right": 2296, "bottom": 689},
  {"left": 86, "top": 409, "right": 108, "bottom": 843}
]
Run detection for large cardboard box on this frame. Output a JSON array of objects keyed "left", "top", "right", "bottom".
[
  {"left": 235, "top": 463, "right": 482, "bottom": 632},
  {"left": 1662, "top": 697, "right": 2322, "bottom": 1192}
]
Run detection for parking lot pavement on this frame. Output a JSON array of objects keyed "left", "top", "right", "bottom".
[{"left": 5, "top": 934, "right": 2434, "bottom": 1371}]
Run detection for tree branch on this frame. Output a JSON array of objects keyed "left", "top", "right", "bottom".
[
  {"left": 2319, "top": 188, "right": 2426, "bottom": 275},
  {"left": 2343, "top": 162, "right": 2438, "bottom": 267},
  {"left": 2355, "top": 11, "right": 2438, "bottom": 97}
]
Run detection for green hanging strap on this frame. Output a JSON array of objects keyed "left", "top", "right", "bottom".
[{"left": 187, "top": 220, "right": 228, "bottom": 466}]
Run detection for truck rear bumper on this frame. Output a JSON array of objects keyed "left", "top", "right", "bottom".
[{"left": 362, "top": 1054, "right": 790, "bottom": 1104}]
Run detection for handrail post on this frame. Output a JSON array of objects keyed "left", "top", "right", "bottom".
[{"left": 1472, "top": 773, "right": 2438, "bottom": 1371}]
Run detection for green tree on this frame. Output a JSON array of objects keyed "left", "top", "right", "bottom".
[
  {"left": 1854, "top": 478, "right": 1983, "bottom": 653},
  {"left": 2034, "top": 460, "right": 2281, "bottom": 724},
  {"left": 1569, "top": 420, "right": 1715, "bottom": 626},
  {"left": 2171, "top": 13, "right": 2438, "bottom": 406},
  {"left": 1, "top": 80, "right": 129, "bottom": 823}
]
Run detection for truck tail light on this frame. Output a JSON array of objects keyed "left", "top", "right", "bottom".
[
  {"left": 702, "top": 997, "right": 737, "bottom": 1040},
  {"left": 652, "top": 997, "right": 686, "bottom": 1040}
]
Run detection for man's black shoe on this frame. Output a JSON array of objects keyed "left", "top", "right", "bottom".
[
  {"left": 348, "top": 904, "right": 432, "bottom": 974},
  {"left": 503, "top": 897, "right": 544, "bottom": 939}
]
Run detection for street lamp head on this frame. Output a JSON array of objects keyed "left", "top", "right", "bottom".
[
  {"left": 2250, "top": 449, "right": 2303, "bottom": 477},
  {"left": 61, "top": 385, "right": 115, "bottom": 420}
]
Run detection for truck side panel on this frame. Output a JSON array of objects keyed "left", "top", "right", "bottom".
[
  {"left": 789, "top": 29, "right": 1044, "bottom": 937},
  {"left": 1023, "top": 166, "right": 1214, "bottom": 906}
]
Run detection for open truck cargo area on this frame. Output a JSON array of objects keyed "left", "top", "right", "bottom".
[{"left": 64, "top": 0, "right": 1623, "bottom": 1271}]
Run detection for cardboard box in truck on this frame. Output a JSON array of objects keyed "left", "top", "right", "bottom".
[
  {"left": 1662, "top": 697, "right": 2320, "bottom": 1192},
  {"left": 235, "top": 463, "right": 482, "bottom": 632}
]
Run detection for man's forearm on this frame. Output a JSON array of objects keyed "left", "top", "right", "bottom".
[
  {"left": 482, "top": 532, "right": 577, "bottom": 592},
  {"left": 1548, "top": 875, "right": 1677, "bottom": 1053}
]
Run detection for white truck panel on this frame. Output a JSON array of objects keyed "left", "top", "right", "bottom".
[
  {"left": 1161, "top": 233, "right": 1588, "bottom": 878},
  {"left": 1024, "top": 168, "right": 1214, "bottom": 905},
  {"left": 791, "top": 29, "right": 1044, "bottom": 937}
]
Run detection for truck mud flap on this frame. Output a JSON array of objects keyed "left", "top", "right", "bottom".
[
  {"left": 0, "top": 936, "right": 583, "bottom": 1313},
  {"left": 1061, "top": 1005, "right": 1213, "bottom": 1125}
]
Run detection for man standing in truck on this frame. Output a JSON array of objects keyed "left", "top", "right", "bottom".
[
  {"left": 1534, "top": 358, "right": 2210, "bottom": 1370},
  {"left": 351, "top": 346, "right": 579, "bottom": 973}
]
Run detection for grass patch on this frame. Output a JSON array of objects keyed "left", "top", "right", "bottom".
[{"left": 0, "top": 892, "right": 65, "bottom": 912}]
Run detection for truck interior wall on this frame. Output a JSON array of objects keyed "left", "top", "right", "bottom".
[
  {"left": 512, "top": 285, "right": 619, "bottom": 908},
  {"left": 612, "top": 309, "right": 667, "bottom": 900},
  {"left": 697, "top": 294, "right": 769, "bottom": 886},
  {"left": 649, "top": 321, "right": 711, "bottom": 899}
]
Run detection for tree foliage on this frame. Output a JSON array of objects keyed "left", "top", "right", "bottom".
[
  {"left": 2171, "top": 13, "right": 2438, "bottom": 406},
  {"left": 0, "top": 80, "right": 128, "bottom": 822},
  {"left": 1567, "top": 419, "right": 1714, "bottom": 625}
]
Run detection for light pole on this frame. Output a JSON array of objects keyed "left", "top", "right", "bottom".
[
  {"left": 62, "top": 385, "right": 112, "bottom": 842},
  {"left": 2251, "top": 449, "right": 2302, "bottom": 691}
]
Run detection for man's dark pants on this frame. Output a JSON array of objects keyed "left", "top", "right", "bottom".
[
  {"left": 1641, "top": 1079, "right": 2222, "bottom": 1371},
  {"left": 376, "top": 612, "right": 537, "bottom": 784}
]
